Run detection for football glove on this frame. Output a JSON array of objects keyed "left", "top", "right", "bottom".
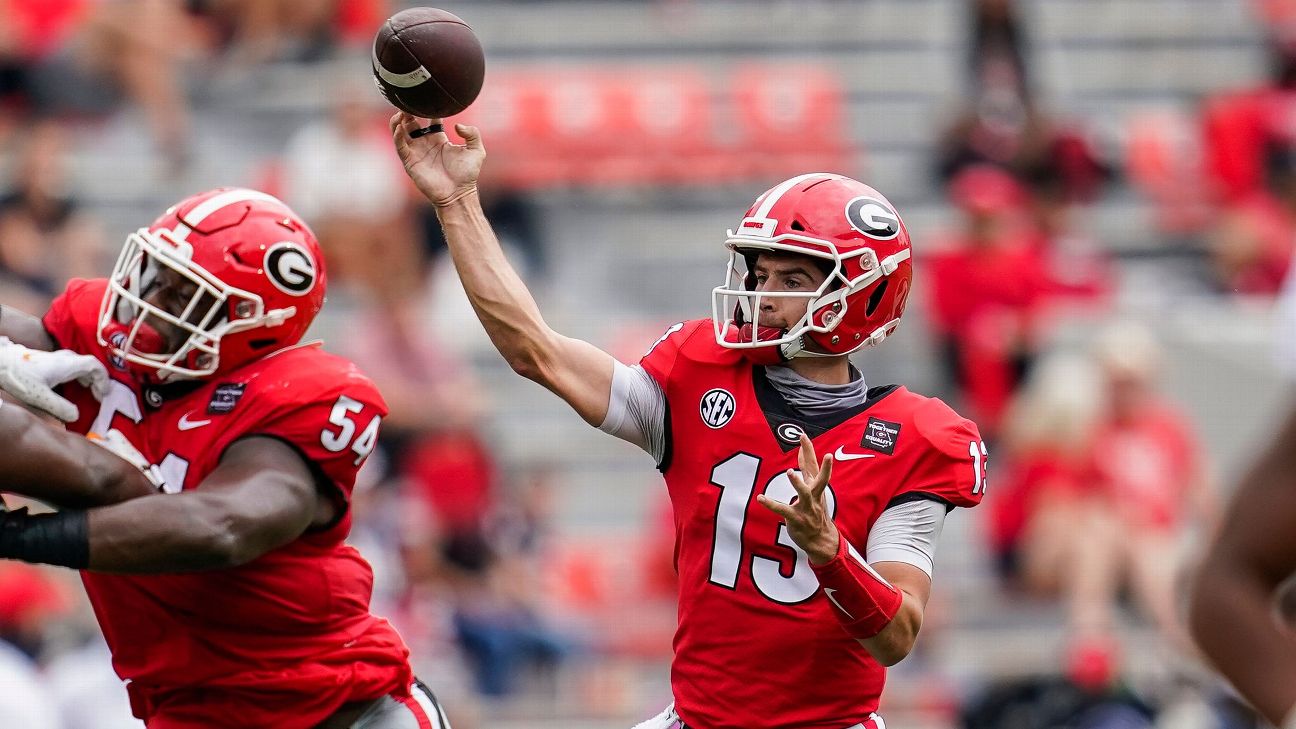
[{"left": 0, "top": 337, "right": 110, "bottom": 422}]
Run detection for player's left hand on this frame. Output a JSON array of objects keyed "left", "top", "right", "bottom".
[
  {"left": 0, "top": 337, "right": 110, "bottom": 422},
  {"left": 758, "top": 433, "right": 839, "bottom": 565}
]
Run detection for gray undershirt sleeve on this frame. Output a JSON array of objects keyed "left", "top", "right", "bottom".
[
  {"left": 598, "top": 361, "right": 668, "bottom": 464},
  {"left": 865, "top": 499, "right": 947, "bottom": 577}
]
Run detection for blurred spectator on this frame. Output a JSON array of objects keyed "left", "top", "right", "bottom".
[
  {"left": 968, "top": 0, "right": 1029, "bottom": 98},
  {"left": 926, "top": 165, "right": 1048, "bottom": 435},
  {"left": 349, "top": 478, "right": 483, "bottom": 729},
  {"left": 0, "top": 0, "right": 90, "bottom": 141},
  {"left": 0, "top": 118, "right": 104, "bottom": 313},
  {"left": 451, "top": 467, "right": 577, "bottom": 698},
  {"left": 190, "top": 0, "right": 357, "bottom": 65},
  {"left": 337, "top": 278, "right": 494, "bottom": 533},
  {"left": 0, "top": 561, "right": 70, "bottom": 661},
  {"left": 46, "top": 635, "right": 144, "bottom": 729},
  {"left": 941, "top": 1, "right": 1111, "bottom": 202},
  {"left": 936, "top": 90, "right": 1111, "bottom": 203},
  {"left": 1019, "top": 160, "right": 1115, "bottom": 309},
  {"left": 961, "top": 675, "right": 1157, "bottom": 729},
  {"left": 1206, "top": 142, "right": 1296, "bottom": 295},
  {"left": 989, "top": 353, "right": 1104, "bottom": 590},
  {"left": 282, "top": 77, "right": 423, "bottom": 299},
  {"left": 0, "top": 639, "right": 61, "bottom": 729},
  {"left": 935, "top": 68, "right": 1050, "bottom": 184},
  {"left": 1201, "top": 16, "right": 1296, "bottom": 203},
  {"left": 992, "top": 324, "right": 1216, "bottom": 680},
  {"left": 0, "top": 561, "right": 81, "bottom": 728},
  {"left": 73, "top": 0, "right": 207, "bottom": 171},
  {"left": 419, "top": 165, "right": 549, "bottom": 280},
  {"left": 1085, "top": 325, "right": 1216, "bottom": 642}
]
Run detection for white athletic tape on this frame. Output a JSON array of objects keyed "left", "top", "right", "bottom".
[{"left": 373, "top": 49, "right": 432, "bottom": 88}]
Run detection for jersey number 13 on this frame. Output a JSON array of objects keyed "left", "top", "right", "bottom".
[{"left": 707, "top": 452, "right": 837, "bottom": 605}]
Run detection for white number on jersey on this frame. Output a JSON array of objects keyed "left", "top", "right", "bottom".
[
  {"left": 709, "top": 452, "right": 839, "bottom": 604},
  {"left": 969, "top": 440, "right": 989, "bottom": 495},
  {"left": 88, "top": 382, "right": 190, "bottom": 493},
  {"left": 320, "top": 395, "right": 382, "bottom": 466},
  {"left": 90, "top": 380, "right": 143, "bottom": 435},
  {"left": 644, "top": 322, "right": 685, "bottom": 358},
  {"left": 156, "top": 453, "right": 190, "bottom": 495}
]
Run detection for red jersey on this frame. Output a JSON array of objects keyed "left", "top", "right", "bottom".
[
  {"left": 640, "top": 320, "right": 985, "bottom": 729},
  {"left": 43, "top": 279, "right": 412, "bottom": 729}
]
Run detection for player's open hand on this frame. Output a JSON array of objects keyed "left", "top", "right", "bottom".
[
  {"left": 390, "top": 111, "right": 485, "bottom": 208},
  {"left": 758, "top": 433, "right": 840, "bottom": 565}
]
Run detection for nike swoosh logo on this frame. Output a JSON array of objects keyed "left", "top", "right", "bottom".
[
  {"left": 832, "top": 446, "right": 876, "bottom": 461},
  {"left": 177, "top": 412, "right": 212, "bottom": 431},
  {"left": 823, "top": 588, "right": 855, "bottom": 619}
]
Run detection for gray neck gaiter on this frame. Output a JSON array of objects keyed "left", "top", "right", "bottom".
[{"left": 765, "top": 363, "right": 868, "bottom": 419}]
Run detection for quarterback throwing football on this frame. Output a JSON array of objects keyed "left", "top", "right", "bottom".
[
  {"left": 393, "top": 112, "right": 986, "bottom": 729},
  {"left": 0, "top": 189, "right": 450, "bottom": 728}
]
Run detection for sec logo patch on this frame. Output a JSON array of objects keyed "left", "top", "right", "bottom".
[{"left": 699, "top": 388, "right": 736, "bottom": 428}]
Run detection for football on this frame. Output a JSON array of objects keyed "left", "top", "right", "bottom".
[{"left": 371, "top": 7, "right": 485, "bottom": 119}]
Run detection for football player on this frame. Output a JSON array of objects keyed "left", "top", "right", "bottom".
[
  {"left": 392, "top": 113, "right": 986, "bottom": 729},
  {"left": 0, "top": 188, "right": 452, "bottom": 729}
]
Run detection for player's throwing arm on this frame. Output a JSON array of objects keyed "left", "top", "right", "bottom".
[{"left": 391, "top": 113, "right": 619, "bottom": 426}]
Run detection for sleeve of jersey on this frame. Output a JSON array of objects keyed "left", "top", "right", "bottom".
[
  {"left": 40, "top": 279, "right": 99, "bottom": 351},
  {"left": 891, "top": 399, "right": 986, "bottom": 510},
  {"left": 637, "top": 320, "right": 707, "bottom": 392},
  {"left": 245, "top": 386, "right": 389, "bottom": 506}
]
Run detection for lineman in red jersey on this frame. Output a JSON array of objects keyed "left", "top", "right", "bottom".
[
  {"left": 0, "top": 188, "right": 452, "bottom": 729},
  {"left": 391, "top": 113, "right": 986, "bottom": 729}
]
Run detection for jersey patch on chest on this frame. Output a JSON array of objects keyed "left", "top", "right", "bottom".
[
  {"left": 861, "top": 416, "right": 901, "bottom": 454},
  {"left": 699, "top": 388, "right": 737, "bottom": 428},
  {"left": 208, "top": 383, "right": 247, "bottom": 414}
]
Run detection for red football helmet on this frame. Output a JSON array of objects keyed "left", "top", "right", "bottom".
[
  {"left": 712, "top": 173, "right": 913, "bottom": 358},
  {"left": 96, "top": 188, "right": 326, "bottom": 382}
]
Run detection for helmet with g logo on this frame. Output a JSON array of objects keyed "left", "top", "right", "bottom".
[
  {"left": 97, "top": 188, "right": 326, "bottom": 381},
  {"left": 713, "top": 173, "right": 913, "bottom": 358}
]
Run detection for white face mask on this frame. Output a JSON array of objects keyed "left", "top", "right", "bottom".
[{"left": 97, "top": 227, "right": 273, "bottom": 380}]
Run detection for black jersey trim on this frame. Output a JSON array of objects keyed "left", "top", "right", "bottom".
[
  {"left": 886, "top": 490, "right": 956, "bottom": 513},
  {"left": 657, "top": 397, "right": 674, "bottom": 474},
  {"left": 750, "top": 365, "right": 900, "bottom": 452}
]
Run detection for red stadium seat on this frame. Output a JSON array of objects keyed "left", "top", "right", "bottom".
[
  {"left": 454, "top": 70, "right": 568, "bottom": 189},
  {"left": 1127, "top": 109, "right": 1210, "bottom": 232},
  {"left": 731, "top": 64, "right": 852, "bottom": 178},
  {"left": 597, "top": 68, "right": 726, "bottom": 184}
]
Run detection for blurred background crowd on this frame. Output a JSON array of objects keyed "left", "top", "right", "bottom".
[{"left": 0, "top": 0, "right": 1290, "bottom": 727}]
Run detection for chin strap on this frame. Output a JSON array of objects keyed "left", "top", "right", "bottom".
[{"left": 723, "top": 324, "right": 805, "bottom": 365}]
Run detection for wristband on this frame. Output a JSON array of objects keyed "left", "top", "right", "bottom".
[
  {"left": 810, "top": 533, "right": 903, "bottom": 639},
  {"left": 0, "top": 507, "right": 89, "bottom": 569}
]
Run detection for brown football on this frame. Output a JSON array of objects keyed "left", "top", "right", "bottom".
[{"left": 372, "top": 8, "right": 485, "bottom": 119}]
